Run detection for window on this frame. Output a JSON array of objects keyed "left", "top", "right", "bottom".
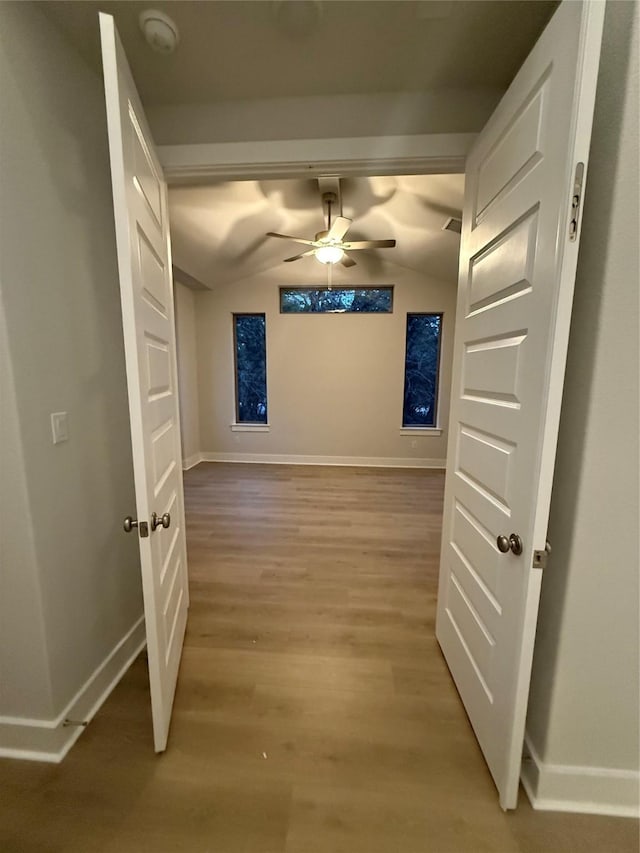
[
  {"left": 233, "top": 313, "right": 267, "bottom": 424},
  {"left": 280, "top": 286, "right": 393, "bottom": 314},
  {"left": 402, "top": 313, "right": 442, "bottom": 428}
]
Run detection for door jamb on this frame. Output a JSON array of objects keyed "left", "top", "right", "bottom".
[{"left": 158, "top": 132, "right": 474, "bottom": 183}]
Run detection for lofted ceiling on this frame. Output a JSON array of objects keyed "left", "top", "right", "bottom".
[
  {"left": 40, "top": 0, "right": 557, "bottom": 105},
  {"left": 39, "top": 1, "right": 554, "bottom": 293},
  {"left": 168, "top": 174, "right": 465, "bottom": 289}
]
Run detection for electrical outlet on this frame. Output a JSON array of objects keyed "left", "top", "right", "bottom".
[{"left": 411, "top": 439, "right": 418, "bottom": 449}]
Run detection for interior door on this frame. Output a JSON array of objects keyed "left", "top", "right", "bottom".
[
  {"left": 100, "top": 13, "right": 189, "bottom": 752},
  {"left": 436, "top": 0, "right": 604, "bottom": 809}
]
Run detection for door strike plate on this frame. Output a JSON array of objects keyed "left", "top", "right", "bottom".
[
  {"left": 139, "top": 521, "right": 149, "bottom": 538},
  {"left": 569, "top": 162, "right": 585, "bottom": 241},
  {"left": 532, "top": 541, "right": 551, "bottom": 569}
]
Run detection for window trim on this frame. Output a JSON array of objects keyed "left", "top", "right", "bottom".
[
  {"left": 232, "top": 312, "right": 268, "bottom": 425},
  {"left": 279, "top": 285, "right": 394, "bottom": 314},
  {"left": 230, "top": 423, "right": 270, "bottom": 432},
  {"left": 402, "top": 311, "right": 443, "bottom": 430}
]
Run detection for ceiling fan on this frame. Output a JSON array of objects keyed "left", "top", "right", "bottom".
[{"left": 266, "top": 188, "right": 396, "bottom": 268}]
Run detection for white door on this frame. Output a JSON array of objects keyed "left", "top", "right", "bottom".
[
  {"left": 436, "top": 0, "right": 604, "bottom": 809},
  {"left": 100, "top": 13, "right": 189, "bottom": 752}
]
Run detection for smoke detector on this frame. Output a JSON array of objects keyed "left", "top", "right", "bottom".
[{"left": 139, "top": 10, "right": 179, "bottom": 54}]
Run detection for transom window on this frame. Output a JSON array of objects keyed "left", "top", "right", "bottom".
[
  {"left": 280, "top": 286, "right": 393, "bottom": 314},
  {"left": 402, "top": 313, "right": 442, "bottom": 428}
]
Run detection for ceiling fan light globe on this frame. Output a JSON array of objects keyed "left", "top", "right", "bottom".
[{"left": 315, "top": 245, "right": 344, "bottom": 265}]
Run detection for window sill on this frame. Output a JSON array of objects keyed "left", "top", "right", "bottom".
[
  {"left": 230, "top": 424, "right": 270, "bottom": 433},
  {"left": 400, "top": 427, "right": 442, "bottom": 436}
]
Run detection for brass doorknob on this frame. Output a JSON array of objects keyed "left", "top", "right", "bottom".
[
  {"left": 151, "top": 512, "right": 171, "bottom": 531},
  {"left": 496, "top": 533, "right": 523, "bottom": 556}
]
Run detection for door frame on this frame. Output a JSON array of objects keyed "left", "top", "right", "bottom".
[
  {"left": 159, "top": 127, "right": 559, "bottom": 804},
  {"left": 159, "top": 132, "right": 473, "bottom": 183}
]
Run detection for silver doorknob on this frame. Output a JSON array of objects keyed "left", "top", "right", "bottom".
[
  {"left": 496, "top": 534, "right": 510, "bottom": 553},
  {"left": 123, "top": 516, "right": 138, "bottom": 533},
  {"left": 151, "top": 512, "right": 171, "bottom": 531},
  {"left": 508, "top": 533, "right": 523, "bottom": 555},
  {"left": 496, "top": 533, "right": 524, "bottom": 556}
]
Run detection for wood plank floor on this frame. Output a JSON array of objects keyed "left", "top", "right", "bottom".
[{"left": 0, "top": 463, "right": 637, "bottom": 852}]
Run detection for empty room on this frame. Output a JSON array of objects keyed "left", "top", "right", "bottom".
[{"left": 0, "top": 1, "right": 638, "bottom": 851}]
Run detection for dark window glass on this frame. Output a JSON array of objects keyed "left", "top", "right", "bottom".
[
  {"left": 233, "top": 314, "right": 267, "bottom": 424},
  {"left": 402, "top": 313, "right": 442, "bottom": 428},
  {"left": 280, "top": 287, "right": 393, "bottom": 313}
]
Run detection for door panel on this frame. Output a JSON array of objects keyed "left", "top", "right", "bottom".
[
  {"left": 100, "top": 12, "right": 188, "bottom": 753},
  {"left": 436, "top": 0, "right": 604, "bottom": 809}
]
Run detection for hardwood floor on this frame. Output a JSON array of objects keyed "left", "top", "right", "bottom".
[{"left": 0, "top": 463, "right": 637, "bottom": 852}]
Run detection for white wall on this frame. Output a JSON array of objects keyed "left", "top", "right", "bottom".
[
  {"left": 148, "top": 90, "right": 502, "bottom": 147},
  {"left": 524, "top": 0, "right": 639, "bottom": 816},
  {"left": 174, "top": 280, "right": 201, "bottom": 466},
  {"left": 0, "top": 2, "right": 143, "bottom": 758},
  {"left": 194, "top": 260, "right": 456, "bottom": 465},
  {"left": 0, "top": 294, "right": 53, "bottom": 721}
]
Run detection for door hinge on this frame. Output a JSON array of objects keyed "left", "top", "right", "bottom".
[
  {"left": 568, "top": 162, "right": 585, "bottom": 241},
  {"left": 532, "top": 541, "right": 551, "bottom": 570}
]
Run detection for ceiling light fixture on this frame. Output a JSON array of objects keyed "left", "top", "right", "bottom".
[
  {"left": 265, "top": 184, "right": 396, "bottom": 267},
  {"left": 315, "top": 245, "right": 344, "bottom": 265}
]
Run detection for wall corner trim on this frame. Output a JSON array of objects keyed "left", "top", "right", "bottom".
[
  {"left": 182, "top": 452, "right": 204, "bottom": 471},
  {"left": 521, "top": 733, "right": 640, "bottom": 818},
  {"left": 0, "top": 616, "right": 146, "bottom": 763}
]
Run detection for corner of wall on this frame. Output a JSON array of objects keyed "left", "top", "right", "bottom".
[
  {"left": 524, "top": 0, "right": 640, "bottom": 816},
  {"left": 521, "top": 734, "right": 640, "bottom": 819},
  {"left": 0, "top": 0, "right": 144, "bottom": 760}
]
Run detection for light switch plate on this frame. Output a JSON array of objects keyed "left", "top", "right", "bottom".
[{"left": 51, "top": 412, "right": 69, "bottom": 445}]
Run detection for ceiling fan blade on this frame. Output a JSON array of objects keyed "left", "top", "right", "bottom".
[
  {"left": 283, "top": 249, "right": 316, "bottom": 263},
  {"left": 326, "top": 216, "right": 351, "bottom": 242},
  {"left": 266, "top": 232, "right": 316, "bottom": 247},
  {"left": 342, "top": 239, "right": 396, "bottom": 250},
  {"left": 340, "top": 254, "right": 357, "bottom": 268}
]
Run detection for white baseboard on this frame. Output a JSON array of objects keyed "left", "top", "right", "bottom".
[
  {"left": 199, "top": 451, "right": 446, "bottom": 469},
  {"left": 0, "top": 616, "right": 146, "bottom": 763},
  {"left": 182, "top": 452, "right": 203, "bottom": 470},
  {"left": 521, "top": 733, "right": 640, "bottom": 818}
]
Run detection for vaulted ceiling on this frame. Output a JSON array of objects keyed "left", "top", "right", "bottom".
[
  {"left": 168, "top": 174, "right": 465, "bottom": 289},
  {"left": 39, "top": 0, "right": 556, "bottom": 290}
]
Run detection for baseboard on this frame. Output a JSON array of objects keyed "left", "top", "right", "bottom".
[
  {"left": 521, "top": 733, "right": 640, "bottom": 818},
  {"left": 0, "top": 616, "right": 146, "bottom": 763},
  {"left": 182, "top": 452, "right": 203, "bottom": 470},
  {"left": 200, "top": 452, "right": 446, "bottom": 469}
]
